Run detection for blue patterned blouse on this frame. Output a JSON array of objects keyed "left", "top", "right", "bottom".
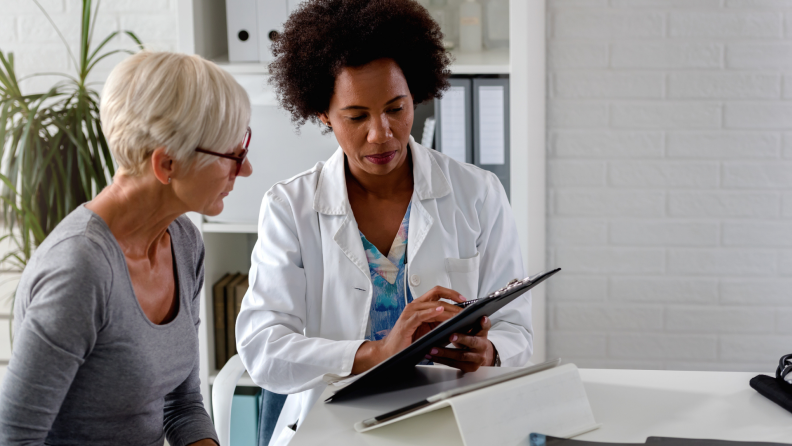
[{"left": 361, "top": 204, "right": 415, "bottom": 341}]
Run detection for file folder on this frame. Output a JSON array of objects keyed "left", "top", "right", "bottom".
[
  {"left": 473, "top": 78, "right": 510, "bottom": 198},
  {"left": 226, "top": 0, "right": 260, "bottom": 62},
  {"left": 434, "top": 78, "right": 473, "bottom": 164}
]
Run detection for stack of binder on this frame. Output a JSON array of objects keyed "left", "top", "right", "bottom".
[
  {"left": 434, "top": 76, "right": 511, "bottom": 198},
  {"left": 213, "top": 273, "right": 250, "bottom": 369}
]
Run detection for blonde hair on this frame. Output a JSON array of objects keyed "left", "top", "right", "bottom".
[{"left": 101, "top": 51, "right": 251, "bottom": 176}]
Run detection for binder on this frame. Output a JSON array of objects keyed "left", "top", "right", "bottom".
[
  {"left": 434, "top": 78, "right": 473, "bottom": 164},
  {"left": 473, "top": 77, "right": 510, "bottom": 198},
  {"left": 225, "top": 274, "right": 247, "bottom": 359},
  {"left": 213, "top": 273, "right": 237, "bottom": 369},
  {"left": 226, "top": 0, "right": 260, "bottom": 62},
  {"left": 234, "top": 276, "right": 250, "bottom": 323}
]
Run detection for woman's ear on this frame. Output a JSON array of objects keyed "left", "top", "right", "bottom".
[
  {"left": 318, "top": 112, "right": 330, "bottom": 127},
  {"left": 150, "top": 147, "right": 174, "bottom": 185}
]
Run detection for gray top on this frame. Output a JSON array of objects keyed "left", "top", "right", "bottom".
[{"left": 0, "top": 206, "right": 218, "bottom": 446}]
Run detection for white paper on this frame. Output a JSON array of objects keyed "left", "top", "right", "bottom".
[
  {"left": 478, "top": 86, "right": 505, "bottom": 165},
  {"left": 421, "top": 117, "right": 436, "bottom": 148},
  {"left": 440, "top": 86, "right": 467, "bottom": 163}
]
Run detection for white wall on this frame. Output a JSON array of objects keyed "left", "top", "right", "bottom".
[
  {"left": 547, "top": 0, "right": 792, "bottom": 372},
  {"left": 0, "top": 0, "right": 179, "bottom": 375}
]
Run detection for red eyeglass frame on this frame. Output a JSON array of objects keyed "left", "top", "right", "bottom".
[{"left": 195, "top": 127, "right": 251, "bottom": 176}]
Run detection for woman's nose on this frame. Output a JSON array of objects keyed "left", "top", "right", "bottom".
[
  {"left": 238, "top": 158, "right": 253, "bottom": 177},
  {"left": 367, "top": 114, "right": 393, "bottom": 144}
]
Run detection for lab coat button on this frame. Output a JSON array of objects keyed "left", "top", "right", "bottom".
[{"left": 409, "top": 274, "right": 421, "bottom": 286}]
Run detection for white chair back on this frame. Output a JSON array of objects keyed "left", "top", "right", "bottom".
[{"left": 212, "top": 354, "right": 247, "bottom": 446}]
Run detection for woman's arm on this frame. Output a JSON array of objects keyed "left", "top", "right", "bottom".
[
  {"left": 0, "top": 238, "right": 110, "bottom": 445},
  {"left": 236, "top": 190, "right": 366, "bottom": 394}
]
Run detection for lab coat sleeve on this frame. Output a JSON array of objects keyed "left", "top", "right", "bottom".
[
  {"left": 236, "top": 190, "right": 365, "bottom": 394},
  {"left": 476, "top": 172, "right": 534, "bottom": 367}
]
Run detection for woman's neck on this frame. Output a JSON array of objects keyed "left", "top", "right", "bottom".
[{"left": 85, "top": 174, "right": 187, "bottom": 261}]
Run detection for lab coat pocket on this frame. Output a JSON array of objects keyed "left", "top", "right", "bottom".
[{"left": 444, "top": 252, "right": 480, "bottom": 299}]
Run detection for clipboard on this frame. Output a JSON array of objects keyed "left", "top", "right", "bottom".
[{"left": 325, "top": 268, "right": 562, "bottom": 403}]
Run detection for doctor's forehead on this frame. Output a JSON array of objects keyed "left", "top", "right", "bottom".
[{"left": 331, "top": 59, "right": 411, "bottom": 109}]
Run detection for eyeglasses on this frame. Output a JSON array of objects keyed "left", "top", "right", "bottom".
[
  {"left": 777, "top": 353, "right": 792, "bottom": 389},
  {"left": 195, "top": 127, "right": 251, "bottom": 176}
]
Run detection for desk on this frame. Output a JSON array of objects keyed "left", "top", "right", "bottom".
[{"left": 290, "top": 368, "right": 792, "bottom": 445}]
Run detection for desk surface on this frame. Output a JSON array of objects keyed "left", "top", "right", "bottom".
[{"left": 290, "top": 367, "right": 792, "bottom": 446}]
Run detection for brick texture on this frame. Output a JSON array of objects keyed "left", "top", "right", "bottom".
[
  {"left": 0, "top": 0, "right": 176, "bottom": 94},
  {"left": 548, "top": 0, "right": 792, "bottom": 372}
]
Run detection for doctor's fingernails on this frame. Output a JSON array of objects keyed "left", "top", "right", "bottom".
[
  {"left": 425, "top": 354, "right": 432, "bottom": 360},
  {"left": 430, "top": 348, "right": 438, "bottom": 355},
  {"left": 459, "top": 295, "right": 466, "bottom": 301},
  {"left": 450, "top": 335, "right": 458, "bottom": 342},
  {"left": 436, "top": 306, "right": 443, "bottom": 311}
]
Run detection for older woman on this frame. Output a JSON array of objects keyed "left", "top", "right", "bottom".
[
  {"left": 236, "top": 0, "right": 532, "bottom": 444},
  {"left": 0, "top": 51, "right": 252, "bottom": 446}
]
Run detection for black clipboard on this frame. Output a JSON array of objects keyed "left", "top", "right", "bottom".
[{"left": 325, "top": 268, "right": 561, "bottom": 403}]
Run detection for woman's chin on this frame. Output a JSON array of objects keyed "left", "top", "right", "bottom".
[{"left": 201, "top": 201, "right": 225, "bottom": 217}]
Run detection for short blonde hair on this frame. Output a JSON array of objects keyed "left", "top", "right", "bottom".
[{"left": 101, "top": 51, "right": 251, "bottom": 176}]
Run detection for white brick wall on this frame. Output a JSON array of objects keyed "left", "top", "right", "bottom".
[
  {"left": 548, "top": 0, "right": 792, "bottom": 373},
  {"left": 0, "top": 0, "right": 178, "bottom": 376}
]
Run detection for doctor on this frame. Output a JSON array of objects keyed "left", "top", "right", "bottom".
[{"left": 236, "top": 0, "right": 533, "bottom": 444}]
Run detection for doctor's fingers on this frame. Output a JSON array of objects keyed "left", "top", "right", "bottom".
[
  {"left": 426, "top": 349, "right": 484, "bottom": 373},
  {"left": 406, "top": 300, "right": 462, "bottom": 318},
  {"left": 414, "top": 286, "right": 466, "bottom": 304},
  {"left": 403, "top": 306, "right": 450, "bottom": 331},
  {"left": 449, "top": 331, "right": 489, "bottom": 352}
]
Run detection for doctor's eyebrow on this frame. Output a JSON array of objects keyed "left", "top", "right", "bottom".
[{"left": 339, "top": 95, "right": 407, "bottom": 111}]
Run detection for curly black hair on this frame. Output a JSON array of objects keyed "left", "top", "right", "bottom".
[{"left": 269, "top": 0, "right": 452, "bottom": 129}]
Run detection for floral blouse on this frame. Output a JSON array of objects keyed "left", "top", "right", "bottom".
[{"left": 361, "top": 204, "right": 415, "bottom": 341}]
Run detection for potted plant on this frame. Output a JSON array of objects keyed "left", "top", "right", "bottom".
[{"left": 0, "top": 0, "right": 142, "bottom": 305}]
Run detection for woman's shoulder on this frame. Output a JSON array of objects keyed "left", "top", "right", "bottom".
[{"left": 32, "top": 206, "right": 118, "bottom": 267}]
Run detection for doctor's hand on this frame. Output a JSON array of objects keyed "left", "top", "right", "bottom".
[
  {"left": 426, "top": 315, "right": 496, "bottom": 372},
  {"left": 352, "top": 286, "right": 465, "bottom": 374}
]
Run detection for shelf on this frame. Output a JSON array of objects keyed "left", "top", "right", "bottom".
[
  {"left": 209, "top": 371, "right": 258, "bottom": 388},
  {"left": 211, "top": 54, "right": 270, "bottom": 75},
  {"left": 202, "top": 222, "right": 258, "bottom": 234},
  {"left": 212, "top": 47, "right": 510, "bottom": 76},
  {"left": 448, "top": 47, "right": 510, "bottom": 74}
]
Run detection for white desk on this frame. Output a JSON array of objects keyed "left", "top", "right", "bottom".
[{"left": 290, "top": 367, "right": 792, "bottom": 445}]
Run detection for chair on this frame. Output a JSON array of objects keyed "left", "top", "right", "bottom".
[
  {"left": 212, "top": 354, "right": 288, "bottom": 446},
  {"left": 212, "top": 354, "right": 247, "bottom": 446}
]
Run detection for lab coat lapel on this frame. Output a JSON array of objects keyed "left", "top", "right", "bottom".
[
  {"left": 406, "top": 137, "right": 451, "bottom": 262},
  {"left": 313, "top": 147, "right": 370, "bottom": 278}
]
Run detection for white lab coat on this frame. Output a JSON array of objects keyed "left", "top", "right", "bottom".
[{"left": 236, "top": 137, "right": 533, "bottom": 446}]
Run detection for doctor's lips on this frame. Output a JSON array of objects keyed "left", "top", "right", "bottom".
[{"left": 365, "top": 151, "right": 397, "bottom": 165}]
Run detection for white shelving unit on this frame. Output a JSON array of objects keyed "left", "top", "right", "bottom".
[
  {"left": 177, "top": 0, "right": 545, "bottom": 407},
  {"left": 210, "top": 47, "right": 510, "bottom": 76}
]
